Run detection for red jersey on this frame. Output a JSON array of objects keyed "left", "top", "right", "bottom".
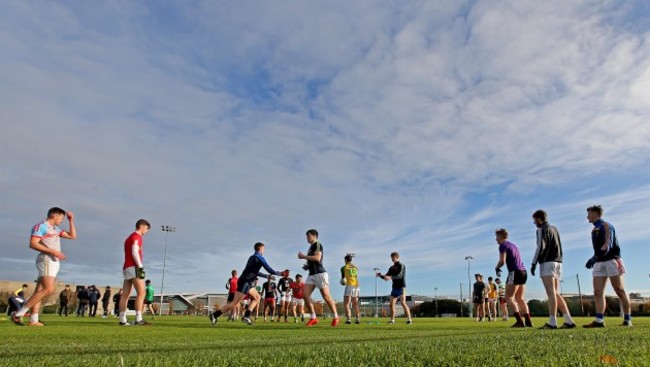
[
  {"left": 228, "top": 277, "right": 238, "bottom": 294},
  {"left": 123, "top": 232, "right": 143, "bottom": 270},
  {"left": 290, "top": 281, "right": 304, "bottom": 299}
]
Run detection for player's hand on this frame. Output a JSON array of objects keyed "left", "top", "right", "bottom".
[
  {"left": 302, "top": 263, "right": 309, "bottom": 271},
  {"left": 136, "top": 267, "right": 146, "bottom": 279},
  {"left": 530, "top": 264, "right": 536, "bottom": 277},
  {"left": 495, "top": 268, "right": 502, "bottom": 277},
  {"left": 297, "top": 252, "right": 306, "bottom": 260},
  {"left": 280, "top": 270, "right": 289, "bottom": 277},
  {"left": 52, "top": 251, "right": 66, "bottom": 261},
  {"left": 585, "top": 256, "right": 597, "bottom": 269},
  {"left": 66, "top": 211, "right": 74, "bottom": 221}
]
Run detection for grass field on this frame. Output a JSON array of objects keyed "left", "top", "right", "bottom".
[{"left": 1, "top": 315, "right": 649, "bottom": 366}]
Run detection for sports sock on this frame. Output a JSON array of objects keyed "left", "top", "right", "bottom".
[
  {"left": 624, "top": 314, "right": 631, "bottom": 322},
  {"left": 214, "top": 310, "right": 223, "bottom": 318},
  {"left": 333, "top": 312, "right": 338, "bottom": 318},
  {"left": 563, "top": 313, "right": 574, "bottom": 325},
  {"left": 244, "top": 309, "right": 251, "bottom": 318},
  {"left": 135, "top": 311, "right": 142, "bottom": 322},
  {"left": 311, "top": 313, "right": 317, "bottom": 319},
  {"left": 549, "top": 315, "right": 557, "bottom": 327},
  {"left": 15, "top": 307, "right": 29, "bottom": 317},
  {"left": 514, "top": 312, "right": 523, "bottom": 324},
  {"left": 595, "top": 313, "right": 604, "bottom": 323},
  {"left": 524, "top": 313, "right": 532, "bottom": 325},
  {"left": 30, "top": 313, "right": 39, "bottom": 323},
  {"left": 119, "top": 312, "right": 127, "bottom": 323}
]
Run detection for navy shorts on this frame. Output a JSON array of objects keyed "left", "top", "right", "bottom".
[
  {"left": 227, "top": 293, "right": 235, "bottom": 302},
  {"left": 236, "top": 278, "right": 255, "bottom": 295},
  {"left": 390, "top": 288, "right": 404, "bottom": 298}
]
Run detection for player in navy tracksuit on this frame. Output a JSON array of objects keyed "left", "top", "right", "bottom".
[{"left": 210, "top": 242, "right": 287, "bottom": 325}]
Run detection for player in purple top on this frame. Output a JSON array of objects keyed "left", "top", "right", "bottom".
[{"left": 494, "top": 228, "right": 532, "bottom": 328}]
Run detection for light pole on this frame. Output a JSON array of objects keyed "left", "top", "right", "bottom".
[
  {"left": 160, "top": 225, "right": 176, "bottom": 316},
  {"left": 434, "top": 287, "right": 438, "bottom": 317},
  {"left": 373, "top": 267, "right": 380, "bottom": 318},
  {"left": 465, "top": 256, "right": 473, "bottom": 318}
]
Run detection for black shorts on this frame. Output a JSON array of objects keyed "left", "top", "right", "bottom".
[
  {"left": 145, "top": 300, "right": 153, "bottom": 305},
  {"left": 506, "top": 270, "right": 527, "bottom": 285},
  {"left": 227, "top": 293, "right": 235, "bottom": 302},
  {"left": 473, "top": 297, "right": 484, "bottom": 304},
  {"left": 236, "top": 277, "right": 254, "bottom": 295}
]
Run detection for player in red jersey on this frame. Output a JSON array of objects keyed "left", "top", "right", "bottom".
[
  {"left": 225, "top": 270, "right": 240, "bottom": 321},
  {"left": 290, "top": 274, "right": 305, "bottom": 323},
  {"left": 118, "top": 219, "right": 151, "bottom": 326}
]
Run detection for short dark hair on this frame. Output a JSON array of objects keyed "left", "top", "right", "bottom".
[
  {"left": 344, "top": 253, "right": 354, "bottom": 262},
  {"left": 390, "top": 252, "right": 399, "bottom": 259},
  {"left": 532, "top": 209, "right": 547, "bottom": 222},
  {"left": 22, "top": 284, "right": 28, "bottom": 288},
  {"left": 135, "top": 219, "right": 151, "bottom": 230},
  {"left": 47, "top": 207, "right": 66, "bottom": 218},
  {"left": 306, "top": 229, "right": 319, "bottom": 237},
  {"left": 145, "top": 279, "right": 151, "bottom": 285},
  {"left": 495, "top": 228, "right": 508, "bottom": 239},
  {"left": 474, "top": 273, "right": 481, "bottom": 278},
  {"left": 254, "top": 242, "right": 265, "bottom": 251},
  {"left": 587, "top": 205, "right": 604, "bottom": 217},
  {"left": 296, "top": 274, "right": 302, "bottom": 279},
  {"left": 488, "top": 276, "right": 493, "bottom": 281},
  {"left": 231, "top": 270, "right": 237, "bottom": 276}
]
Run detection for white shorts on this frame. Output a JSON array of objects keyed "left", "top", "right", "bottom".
[
  {"left": 305, "top": 273, "right": 329, "bottom": 289},
  {"left": 36, "top": 260, "right": 60, "bottom": 277},
  {"left": 291, "top": 298, "right": 304, "bottom": 306},
  {"left": 123, "top": 266, "right": 137, "bottom": 280},
  {"left": 280, "top": 293, "right": 292, "bottom": 302},
  {"left": 593, "top": 258, "right": 626, "bottom": 277},
  {"left": 343, "top": 286, "right": 360, "bottom": 298},
  {"left": 539, "top": 262, "right": 562, "bottom": 279}
]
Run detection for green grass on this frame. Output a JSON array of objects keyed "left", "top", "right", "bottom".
[{"left": 1, "top": 315, "right": 649, "bottom": 366}]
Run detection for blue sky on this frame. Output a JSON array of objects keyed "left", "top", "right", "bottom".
[{"left": 1, "top": 1, "right": 649, "bottom": 301}]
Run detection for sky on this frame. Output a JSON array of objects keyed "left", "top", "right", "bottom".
[{"left": 1, "top": 0, "right": 649, "bottom": 301}]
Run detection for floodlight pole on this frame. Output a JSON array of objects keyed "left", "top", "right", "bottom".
[
  {"left": 160, "top": 225, "right": 176, "bottom": 316},
  {"left": 465, "top": 256, "right": 474, "bottom": 318},
  {"left": 373, "top": 267, "right": 380, "bottom": 318},
  {"left": 434, "top": 287, "right": 438, "bottom": 317}
]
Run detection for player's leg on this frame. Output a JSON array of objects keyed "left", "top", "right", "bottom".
[
  {"left": 303, "top": 281, "right": 319, "bottom": 326},
  {"left": 610, "top": 274, "right": 631, "bottom": 326},
  {"left": 388, "top": 296, "right": 397, "bottom": 323},
  {"left": 594, "top": 276, "right": 607, "bottom": 318},
  {"left": 352, "top": 292, "right": 361, "bottom": 322},
  {"left": 119, "top": 279, "right": 133, "bottom": 325},
  {"left": 29, "top": 276, "right": 56, "bottom": 326},
  {"left": 514, "top": 284, "right": 530, "bottom": 325},
  {"left": 344, "top": 295, "right": 352, "bottom": 323},
  {"left": 400, "top": 293, "right": 412, "bottom": 323},
  {"left": 541, "top": 276, "right": 558, "bottom": 327},
  {"left": 553, "top": 278, "right": 575, "bottom": 328},
  {"left": 319, "top": 283, "right": 340, "bottom": 326},
  {"left": 500, "top": 298, "right": 508, "bottom": 320},
  {"left": 132, "top": 279, "right": 146, "bottom": 324},
  {"left": 506, "top": 284, "right": 523, "bottom": 327}
]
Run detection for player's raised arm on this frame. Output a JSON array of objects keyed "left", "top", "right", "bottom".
[{"left": 60, "top": 211, "right": 76, "bottom": 239}]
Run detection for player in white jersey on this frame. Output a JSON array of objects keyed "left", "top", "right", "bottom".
[{"left": 12, "top": 207, "right": 76, "bottom": 326}]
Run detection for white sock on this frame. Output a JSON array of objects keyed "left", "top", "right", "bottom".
[
  {"left": 136, "top": 311, "right": 142, "bottom": 322},
  {"left": 333, "top": 312, "right": 338, "bottom": 318},
  {"left": 119, "top": 312, "right": 127, "bottom": 323},
  {"left": 30, "top": 313, "right": 39, "bottom": 323},
  {"left": 563, "top": 313, "right": 574, "bottom": 325},
  {"left": 311, "top": 313, "right": 317, "bottom": 319},
  {"left": 15, "top": 307, "right": 29, "bottom": 317},
  {"left": 549, "top": 315, "right": 557, "bottom": 327}
]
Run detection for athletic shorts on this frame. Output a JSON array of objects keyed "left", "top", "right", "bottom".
[
  {"left": 343, "top": 286, "right": 360, "bottom": 298},
  {"left": 593, "top": 258, "right": 626, "bottom": 277},
  {"left": 264, "top": 298, "right": 275, "bottom": 305},
  {"left": 390, "top": 287, "right": 404, "bottom": 298},
  {"left": 306, "top": 273, "right": 329, "bottom": 289},
  {"left": 36, "top": 260, "right": 60, "bottom": 277},
  {"left": 488, "top": 298, "right": 496, "bottom": 303},
  {"left": 291, "top": 298, "right": 304, "bottom": 306},
  {"left": 123, "top": 266, "right": 137, "bottom": 280},
  {"left": 506, "top": 270, "right": 527, "bottom": 285},
  {"left": 227, "top": 293, "right": 235, "bottom": 302},
  {"left": 499, "top": 297, "right": 506, "bottom": 304},
  {"left": 279, "top": 293, "right": 291, "bottom": 302},
  {"left": 473, "top": 296, "right": 484, "bottom": 304},
  {"left": 145, "top": 300, "right": 153, "bottom": 305},
  {"left": 539, "top": 262, "right": 562, "bottom": 278},
  {"left": 236, "top": 278, "right": 255, "bottom": 295}
]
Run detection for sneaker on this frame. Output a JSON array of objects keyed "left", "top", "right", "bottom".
[
  {"left": 133, "top": 320, "right": 150, "bottom": 326},
  {"left": 119, "top": 321, "right": 132, "bottom": 326},
  {"left": 388, "top": 319, "right": 395, "bottom": 324},
  {"left": 102, "top": 316, "right": 107, "bottom": 319},
  {"left": 583, "top": 321, "right": 605, "bottom": 328},
  {"left": 355, "top": 319, "right": 360, "bottom": 324},
  {"left": 620, "top": 321, "right": 632, "bottom": 327},
  {"left": 28, "top": 321, "right": 44, "bottom": 327},
  {"left": 210, "top": 312, "right": 217, "bottom": 326},
  {"left": 525, "top": 321, "right": 533, "bottom": 328},
  {"left": 331, "top": 318, "right": 340, "bottom": 327},
  {"left": 560, "top": 322, "right": 576, "bottom": 329},
  {"left": 511, "top": 321, "right": 526, "bottom": 328},
  {"left": 242, "top": 316, "right": 253, "bottom": 325},
  {"left": 10, "top": 312, "right": 25, "bottom": 327},
  {"left": 345, "top": 319, "right": 352, "bottom": 325},
  {"left": 294, "top": 319, "right": 298, "bottom": 323},
  {"left": 538, "top": 323, "right": 557, "bottom": 330},
  {"left": 306, "top": 318, "right": 319, "bottom": 327},
  {"left": 406, "top": 320, "right": 412, "bottom": 324}
]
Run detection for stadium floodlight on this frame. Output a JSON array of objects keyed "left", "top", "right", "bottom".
[
  {"left": 373, "top": 267, "right": 380, "bottom": 318},
  {"left": 464, "top": 256, "right": 473, "bottom": 318},
  {"left": 160, "top": 225, "right": 176, "bottom": 316}
]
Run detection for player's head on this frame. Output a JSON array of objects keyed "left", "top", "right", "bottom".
[
  {"left": 474, "top": 273, "right": 481, "bottom": 280},
  {"left": 295, "top": 274, "right": 302, "bottom": 282},
  {"left": 344, "top": 253, "right": 354, "bottom": 263},
  {"left": 254, "top": 242, "right": 265, "bottom": 254},
  {"left": 532, "top": 209, "right": 547, "bottom": 227},
  {"left": 495, "top": 278, "right": 501, "bottom": 284},
  {"left": 106, "top": 285, "right": 110, "bottom": 290},
  {"left": 495, "top": 229, "right": 508, "bottom": 244},
  {"left": 135, "top": 219, "right": 151, "bottom": 235},
  {"left": 145, "top": 279, "right": 151, "bottom": 285},
  {"left": 64, "top": 284, "right": 70, "bottom": 289},
  {"left": 488, "top": 276, "right": 493, "bottom": 282},
  {"left": 587, "top": 205, "right": 603, "bottom": 223},
  {"left": 22, "top": 283, "right": 28, "bottom": 289},
  {"left": 231, "top": 270, "right": 237, "bottom": 277},
  {"left": 306, "top": 229, "right": 318, "bottom": 243},
  {"left": 47, "top": 207, "right": 66, "bottom": 225},
  {"left": 390, "top": 252, "right": 399, "bottom": 263},
  {"left": 283, "top": 269, "right": 290, "bottom": 278}
]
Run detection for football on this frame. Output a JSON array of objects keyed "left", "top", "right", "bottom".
[{"left": 340, "top": 278, "right": 346, "bottom": 286}]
